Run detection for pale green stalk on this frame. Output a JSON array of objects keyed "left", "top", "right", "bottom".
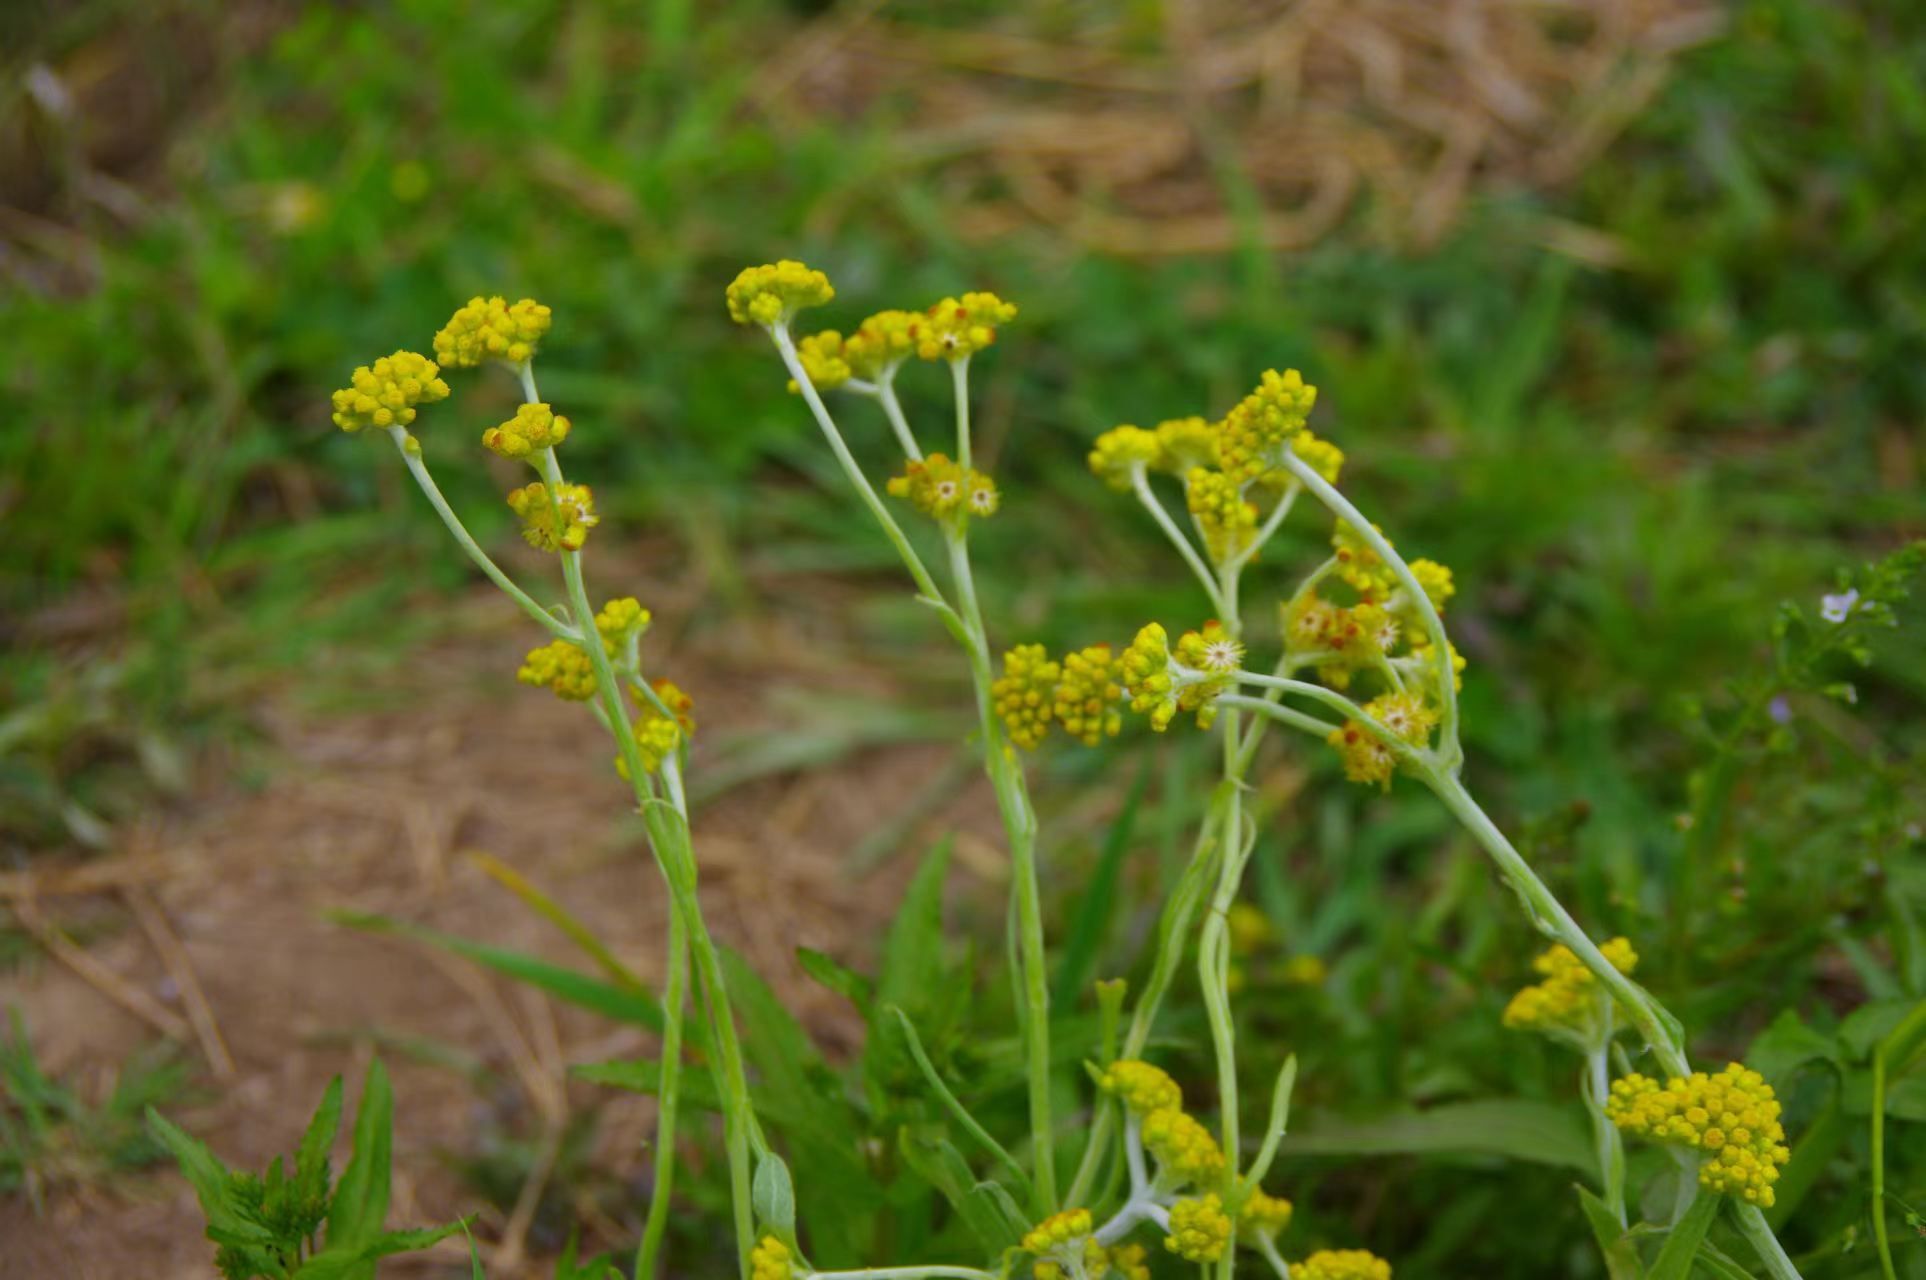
[
  {"left": 1130, "top": 465, "right": 1230, "bottom": 617},
  {"left": 1583, "top": 1041, "right": 1626, "bottom": 1226},
  {"left": 876, "top": 374, "right": 925, "bottom": 461},
  {"left": 385, "top": 429, "right": 576, "bottom": 641},
  {"left": 808, "top": 1268, "right": 997, "bottom": 1280},
  {"left": 634, "top": 908, "right": 687, "bottom": 1280}
]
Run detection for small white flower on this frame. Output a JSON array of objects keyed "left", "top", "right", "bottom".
[
  {"left": 1200, "top": 638, "right": 1243, "bottom": 672},
  {"left": 1820, "top": 589, "right": 1859, "bottom": 623}
]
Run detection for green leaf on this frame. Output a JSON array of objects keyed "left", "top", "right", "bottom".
[
  {"left": 1647, "top": 1190, "right": 1719, "bottom": 1280},
  {"left": 753, "top": 1151, "right": 797, "bottom": 1238},
  {"left": 324, "top": 1058, "right": 393, "bottom": 1269},
  {"left": 1053, "top": 768, "right": 1145, "bottom": 1003},
  {"left": 331, "top": 911, "right": 666, "bottom": 1032},
  {"left": 294, "top": 1221, "right": 467, "bottom": 1278},
  {"left": 796, "top": 946, "right": 873, "bottom": 1008},
  {"left": 145, "top": 1107, "right": 274, "bottom": 1246},
  {"left": 896, "top": 1128, "right": 1022, "bottom": 1253},
  {"left": 1282, "top": 1100, "right": 1597, "bottom": 1177},
  {"left": 1745, "top": 1009, "right": 1842, "bottom": 1082},
  {"left": 1574, "top": 1186, "right": 1643, "bottom": 1280},
  {"left": 877, "top": 838, "right": 951, "bottom": 1018},
  {"left": 574, "top": 1059, "right": 722, "bottom": 1113},
  {"left": 295, "top": 1076, "right": 344, "bottom": 1205},
  {"left": 1840, "top": 999, "right": 1919, "bottom": 1060}
]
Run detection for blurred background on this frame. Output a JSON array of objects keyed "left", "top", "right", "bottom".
[{"left": 2, "top": 1, "right": 1923, "bottom": 1277}]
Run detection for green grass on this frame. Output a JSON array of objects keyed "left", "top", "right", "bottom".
[{"left": 4, "top": 0, "right": 1925, "bottom": 1275}]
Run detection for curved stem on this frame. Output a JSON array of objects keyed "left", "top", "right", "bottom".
[
  {"left": 1216, "top": 695, "right": 1341, "bottom": 741},
  {"left": 1227, "top": 670, "right": 1367, "bottom": 732},
  {"left": 386, "top": 429, "right": 576, "bottom": 641},
  {"left": 875, "top": 376, "right": 924, "bottom": 461},
  {"left": 1131, "top": 467, "right": 1229, "bottom": 617},
  {"left": 1280, "top": 454, "right": 1460, "bottom": 768},
  {"left": 1732, "top": 1204, "right": 1803, "bottom": 1280}
]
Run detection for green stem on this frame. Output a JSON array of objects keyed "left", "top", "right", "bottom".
[
  {"left": 1872, "top": 999, "right": 1926, "bottom": 1280},
  {"left": 1228, "top": 670, "right": 1369, "bottom": 733},
  {"left": 1732, "top": 1203, "right": 1803, "bottom": 1280},
  {"left": 1130, "top": 466, "right": 1229, "bottom": 617},
  {"left": 807, "top": 1268, "right": 997, "bottom": 1280},
  {"left": 386, "top": 429, "right": 575, "bottom": 641},
  {"left": 1215, "top": 694, "right": 1340, "bottom": 741},
  {"left": 1583, "top": 1044, "right": 1626, "bottom": 1226},
  {"left": 875, "top": 376, "right": 924, "bottom": 461},
  {"left": 634, "top": 908, "right": 688, "bottom": 1280},
  {"left": 1280, "top": 454, "right": 1460, "bottom": 768}
]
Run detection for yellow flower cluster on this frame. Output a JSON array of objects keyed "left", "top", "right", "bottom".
[
  {"left": 506, "top": 481, "right": 599, "bottom": 553},
  {"left": 617, "top": 679, "right": 696, "bottom": 780},
  {"left": 1292, "top": 1249, "right": 1393, "bottom": 1280},
  {"left": 790, "top": 330, "right": 853, "bottom": 393},
  {"left": 1155, "top": 417, "right": 1219, "bottom": 473},
  {"left": 727, "top": 260, "right": 835, "bottom": 327},
  {"left": 1187, "top": 467, "right": 1259, "bottom": 561},
  {"left": 518, "top": 638, "right": 597, "bottom": 701},
  {"left": 1165, "top": 1193, "right": 1233, "bottom": 1263},
  {"left": 595, "top": 597, "right": 651, "bottom": 649},
  {"left": 1502, "top": 938, "right": 1637, "bottom": 1044},
  {"left": 1108, "top": 1243, "right": 1150, "bottom": 1280},
  {"left": 1607, "top": 1064, "right": 1790, "bottom": 1206},
  {"left": 886, "top": 453, "right": 1000, "bottom": 521},
  {"left": 1120, "top": 622, "right": 1233, "bottom": 732},
  {"left": 1088, "top": 425, "right": 1163, "bottom": 492},
  {"left": 848, "top": 310, "right": 921, "bottom": 376},
  {"left": 917, "top": 292, "right": 1017, "bottom": 361},
  {"left": 1097, "top": 1059, "right": 1184, "bottom": 1115},
  {"left": 1142, "top": 1106, "right": 1226, "bottom": 1186},
  {"left": 330, "top": 351, "right": 450, "bottom": 434},
  {"left": 994, "top": 645, "right": 1061, "bottom": 750},
  {"left": 1033, "top": 1238, "right": 1110, "bottom": 1280},
  {"left": 1326, "top": 691, "right": 1435, "bottom": 787},
  {"left": 432, "top": 296, "right": 553, "bottom": 369},
  {"left": 1238, "top": 1188, "right": 1294, "bottom": 1242},
  {"left": 1022, "top": 1208, "right": 1094, "bottom": 1255},
  {"left": 482, "top": 402, "right": 572, "bottom": 460},
  {"left": 1217, "top": 368, "right": 1319, "bottom": 483},
  {"left": 750, "top": 1235, "right": 793, "bottom": 1280},
  {"left": 1054, "top": 645, "right": 1124, "bottom": 746}
]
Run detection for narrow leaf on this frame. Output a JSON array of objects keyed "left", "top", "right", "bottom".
[
  {"left": 1054, "top": 768, "right": 1145, "bottom": 1002},
  {"left": 295, "top": 1076, "right": 345, "bottom": 1201},
  {"left": 325, "top": 1058, "right": 394, "bottom": 1261},
  {"left": 1574, "top": 1185, "right": 1642, "bottom": 1280},
  {"left": 294, "top": 1221, "right": 467, "bottom": 1278},
  {"left": 1282, "top": 1099, "right": 1597, "bottom": 1176},
  {"left": 145, "top": 1108, "right": 272, "bottom": 1244},
  {"left": 1648, "top": 1190, "right": 1719, "bottom": 1280}
]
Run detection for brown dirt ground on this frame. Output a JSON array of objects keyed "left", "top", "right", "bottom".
[{"left": 0, "top": 562, "right": 1009, "bottom": 1280}]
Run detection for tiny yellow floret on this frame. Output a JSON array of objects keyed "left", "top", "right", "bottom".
[
  {"left": 1053, "top": 645, "right": 1124, "bottom": 746},
  {"left": 750, "top": 1234, "right": 793, "bottom": 1280},
  {"left": 886, "top": 453, "right": 999, "bottom": 521},
  {"left": 1097, "top": 1059, "right": 1183, "bottom": 1115},
  {"left": 483, "top": 402, "right": 572, "bottom": 460},
  {"left": 1022, "top": 1208, "right": 1094, "bottom": 1255},
  {"left": 994, "top": 644, "right": 1061, "bottom": 750},
  {"left": 1502, "top": 938, "right": 1637, "bottom": 1044},
  {"left": 726, "top": 260, "right": 835, "bottom": 327},
  {"left": 789, "top": 330, "right": 853, "bottom": 393},
  {"left": 506, "top": 481, "right": 598, "bottom": 553},
  {"left": 1142, "top": 1106, "right": 1226, "bottom": 1186},
  {"left": 1152, "top": 416, "right": 1219, "bottom": 474},
  {"left": 1292, "top": 1248, "right": 1393, "bottom": 1280},
  {"left": 846, "top": 310, "right": 922, "bottom": 378},
  {"left": 1218, "top": 369, "right": 1319, "bottom": 484},
  {"left": 1186, "top": 467, "right": 1259, "bottom": 562},
  {"left": 1107, "top": 1243, "right": 1150, "bottom": 1280},
  {"left": 916, "top": 291, "right": 1017, "bottom": 361},
  {"left": 1165, "top": 1194, "right": 1233, "bottom": 1263},
  {"left": 1088, "top": 425, "right": 1163, "bottom": 492},
  {"left": 433, "top": 296, "right": 553, "bottom": 369},
  {"left": 518, "top": 639, "right": 597, "bottom": 702},
  {"left": 330, "top": 350, "right": 450, "bottom": 433},
  {"left": 1238, "top": 1187, "right": 1294, "bottom": 1241}
]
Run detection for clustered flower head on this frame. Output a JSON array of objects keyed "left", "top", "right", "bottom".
[
  {"left": 595, "top": 597, "right": 651, "bottom": 651},
  {"left": 1325, "top": 688, "right": 1437, "bottom": 788},
  {"left": 1187, "top": 467, "right": 1259, "bottom": 561},
  {"left": 916, "top": 292, "right": 1017, "bottom": 361},
  {"left": 726, "top": 260, "right": 836, "bottom": 327},
  {"left": 1023, "top": 1209, "right": 1113, "bottom": 1280},
  {"left": 995, "top": 645, "right": 1061, "bottom": 750},
  {"left": 1121, "top": 622, "right": 1236, "bottom": 732},
  {"left": 1054, "top": 645, "right": 1124, "bottom": 746},
  {"left": 1097, "top": 1059, "right": 1184, "bottom": 1115},
  {"left": 483, "top": 402, "right": 572, "bottom": 460},
  {"left": 1237, "top": 1188, "right": 1294, "bottom": 1243},
  {"left": 1165, "top": 1193, "right": 1233, "bottom": 1263},
  {"left": 750, "top": 1235, "right": 793, "bottom": 1280},
  {"left": 1502, "top": 937, "right": 1637, "bottom": 1048},
  {"left": 518, "top": 638, "right": 596, "bottom": 701},
  {"left": 432, "top": 296, "right": 553, "bottom": 369},
  {"left": 887, "top": 453, "right": 999, "bottom": 522},
  {"left": 1607, "top": 1063, "right": 1791, "bottom": 1206},
  {"left": 506, "top": 481, "right": 599, "bottom": 553},
  {"left": 790, "top": 330, "right": 853, "bottom": 393},
  {"left": 617, "top": 678, "right": 696, "bottom": 779},
  {"left": 1141, "top": 1106, "right": 1226, "bottom": 1186},
  {"left": 1292, "top": 1248, "right": 1393, "bottom": 1280},
  {"left": 1088, "top": 425, "right": 1164, "bottom": 492},
  {"left": 330, "top": 351, "right": 450, "bottom": 434},
  {"left": 1216, "top": 368, "right": 1319, "bottom": 484}
]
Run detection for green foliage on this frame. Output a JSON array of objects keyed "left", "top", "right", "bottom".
[
  {"left": 0, "top": 1008, "right": 185, "bottom": 1208},
  {"left": 146, "top": 1059, "right": 463, "bottom": 1279}
]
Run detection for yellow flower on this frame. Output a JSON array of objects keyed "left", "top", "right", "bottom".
[
  {"left": 1409, "top": 558, "right": 1455, "bottom": 610},
  {"left": 1096, "top": 1059, "right": 1183, "bottom": 1116},
  {"left": 1237, "top": 1187, "right": 1294, "bottom": 1241},
  {"left": 1327, "top": 719, "right": 1397, "bottom": 788},
  {"left": 1088, "top": 425, "right": 1162, "bottom": 492},
  {"left": 1022, "top": 1208, "right": 1094, "bottom": 1255},
  {"left": 846, "top": 310, "right": 922, "bottom": 378},
  {"left": 994, "top": 644, "right": 1060, "bottom": 750},
  {"left": 1153, "top": 416, "right": 1219, "bottom": 474},
  {"left": 916, "top": 291, "right": 1017, "bottom": 361},
  {"left": 1502, "top": 938, "right": 1637, "bottom": 1044},
  {"left": 616, "top": 679, "right": 696, "bottom": 780},
  {"left": 886, "top": 453, "right": 998, "bottom": 521},
  {"left": 506, "top": 481, "right": 599, "bottom": 553},
  {"left": 1175, "top": 619, "right": 1244, "bottom": 678},
  {"left": 1120, "top": 623, "right": 1179, "bottom": 731},
  {"left": 595, "top": 597, "right": 652, "bottom": 651},
  {"left": 433, "top": 296, "right": 553, "bottom": 369},
  {"left": 789, "top": 330, "right": 853, "bottom": 393},
  {"left": 1333, "top": 520, "right": 1396, "bottom": 597},
  {"left": 1292, "top": 1248, "right": 1393, "bottom": 1280},
  {"left": 750, "top": 1235, "right": 793, "bottom": 1280},
  {"left": 1142, "top": 1107, "right": 1226, "bottom": 1187},
  {"left": 1119, "top": 622, "right": 1232, "bottom": 731},
  {"left": 1607, "top": 1063, "right": 1791, "bottom": 1206},
  {"left": 1406, "top": 635, "right": 1467, "bottom": 694},
  {"left": 1034, "top": 1238, "right": 1109, "bottom": 1280},
  {"left": 1054, "top": 645, "right": 1123, "bottom": 746},
  {"left": 1289, "top": 429, "right": 1345, "bottom": 484},
  {"left": 726, "top": 260, "right": 835, "bottom": 327},
  {"left": 1165, "top": 1194, "right": 1232, "bottom": 1263},
  {"left": 1218, "top": 368, "right": 1319, "bottom": 484},
  {"left": 483, "top": 402, "right": 572, "bottom": 460},
  {"left": 1186, "top": 467, "right": 1259, "bottom": 562},
  {"left": 1107, "top": 1243, "right": 1150, "bottom": 1280},
  {"left": 330, "top": 350, "right": 450, "bottom": 433},
  {"left": 518, "top": 639, "right": 597, "bottom": 701},
  {"left": 1363, "top": 691, "right": 1437, "bottom": 747}
]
